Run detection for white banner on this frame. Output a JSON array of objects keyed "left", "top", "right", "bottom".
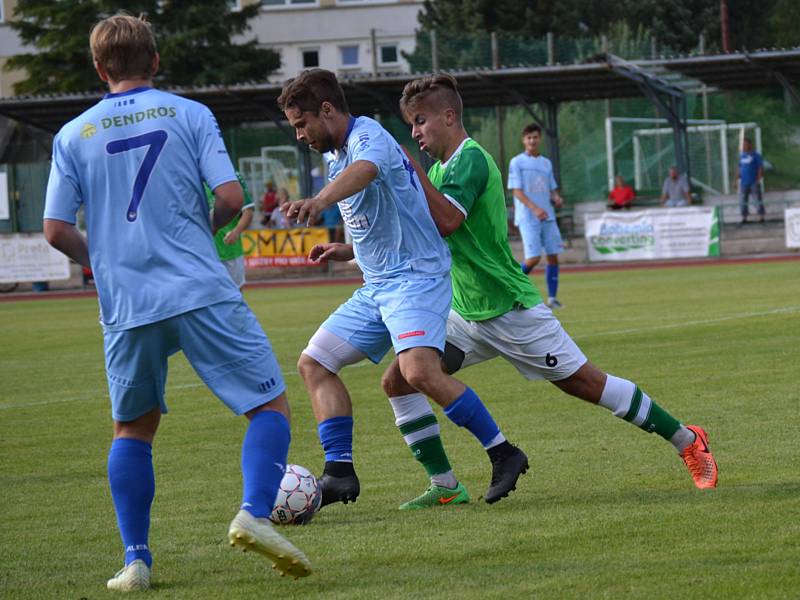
[
  {"left": 0, "top": 172, "right": 8, "bottom": 220},
  {"left": 584, "top": 207, "right": 720, "bottom": 262},
  {"left": 0, "top": 233, "right": 71, "bottom": 283},
  {"left": 785, "top": 208, "right": 800, "bottom": 249}
]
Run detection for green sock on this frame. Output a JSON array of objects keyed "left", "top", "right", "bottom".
[
  {"left": 625, "top": 386, "right": 682, "bottom": 441},
  {"left": 399, "top": 414, "right": 452, "bottom": 477}
]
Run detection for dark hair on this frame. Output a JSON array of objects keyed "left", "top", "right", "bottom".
[
  {"left": 399, "top": 73, "right": 463, "bottom": 119},
  {"left": 522, "top": 123, "right": 541, "bottom": 136},
  {"left": 277, "top": 68, "right": 349, "bottom": 115}
]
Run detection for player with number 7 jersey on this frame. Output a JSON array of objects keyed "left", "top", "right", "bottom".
[
  {"left": 45, "top": 86, "right": 240, "bottom": 330},
  {"left": 43, "top": 14, "right": 310, "bottom": 592}
]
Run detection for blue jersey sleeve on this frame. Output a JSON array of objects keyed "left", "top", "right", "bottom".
[
  {"left": 507, "top": 156, "right": 522, "bottom": 190},
  {"left": 193, "top": 106, "right": 237, "bottom": 191},
  {"left": 348, "top": 121, "right": 390, "bottom": 179},
  {"left": 548, "top": 160, "right": 558, "bottom": 191},
  {"left": 44, "top": 133, "right": 83, "bottom": 224}
]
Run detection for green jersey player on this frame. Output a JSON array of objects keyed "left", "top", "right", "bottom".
[{"left": 376, "top": 74, "right": 718, "bottom": 506}]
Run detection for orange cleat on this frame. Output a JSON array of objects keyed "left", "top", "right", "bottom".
[{"left": 680, "top": 425, "right": 718, "bottom": 489}]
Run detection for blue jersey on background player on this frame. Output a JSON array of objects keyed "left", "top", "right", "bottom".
[
  {"left": 508, "top": 123, "right": 566, "bottom": 309},
  {"left": 42, "top": 14, "right": 310, "bottom": 591}
]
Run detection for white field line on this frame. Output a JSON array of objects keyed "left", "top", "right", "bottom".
[{"left": 2, "top": 306, "right": 797, "bottom": 411}]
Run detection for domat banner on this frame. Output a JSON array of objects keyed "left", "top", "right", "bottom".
[
  {"left": 584, "top": 207, "right": 720, "bottom": 262},
  {"left": 243, "top": 227, "right": 329, "bottom": 268}
]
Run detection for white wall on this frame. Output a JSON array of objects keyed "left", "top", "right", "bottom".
[{"left": 247, "top": 1, "right": 424, "bottom": 79}]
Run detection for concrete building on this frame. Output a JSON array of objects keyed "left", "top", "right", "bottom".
[
  {"left": 243, "top": 0, "right": 424, "bottom": 80},
  {"left": 0, "top": 0, "right": 425, "bottom": 98}
]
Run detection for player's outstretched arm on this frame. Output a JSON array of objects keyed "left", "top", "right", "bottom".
[
  {"left": 44, "top": 219, "right": 91, "bottom": 268},
  {"left": 284, "top": 160, "right": 379, "bottom": 226},
  {"left": 401, "top": 147, "right": 464, "bottom": 236},
  {"left": 308, "top": 242, "right": 354, "bottom": 263},
  {"left": 212, "top": 180, "right": 245, "bottom": 234}
]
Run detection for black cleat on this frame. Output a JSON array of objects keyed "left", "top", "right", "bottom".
[
  {"left": 485, "top": 444, "right": 529, "bottom": 504},
  {"left": 318, "top": 461, "right": 361, "bottom": 508}
]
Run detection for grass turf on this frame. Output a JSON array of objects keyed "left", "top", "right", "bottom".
[{"left": 1, "top": 260, "right": 799, "bottom": 599}]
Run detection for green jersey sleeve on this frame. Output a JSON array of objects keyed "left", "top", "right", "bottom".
[{"left": 436, "top": 147, "right": 489, "bottom": 215}]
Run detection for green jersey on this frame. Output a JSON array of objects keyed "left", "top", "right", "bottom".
[
  {"left": 428, "top": 138, "right": 542, "bottom": 321},
  {"left": 205, "top": 172, "right": 254, "bottom": 262}
]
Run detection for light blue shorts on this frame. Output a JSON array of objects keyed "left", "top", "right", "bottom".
[
  {"left": 103, "top": 299, "right": 285, "bottom": 422},
  {"left": 320, "top": 276, "right": 451, "bottom": 364},
  {"left": 519, "top": 219, "right": 563, "bottom": 258}
]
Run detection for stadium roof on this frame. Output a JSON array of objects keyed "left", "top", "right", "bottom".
[{"left": 0, "top": 48, "right": 798, "bottom": 133}]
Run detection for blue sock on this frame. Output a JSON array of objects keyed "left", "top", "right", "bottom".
[
  {"left": 108, "top": 438, "right": 155, "bottom": 568},
  {"left": 520, "top": 261, "right": 532, "bottom": 275},
  {"left": 241, "top": 410, "right": 291, "bottom": 518},
  {"left": 546, "top": 264, "right": 559, "bottom": 298},
  {"left": 443, "top": 387, "right": 502, "bottom": 448},
  {"left": 317, "top": 416, "right": 354, "bottom": 462}
]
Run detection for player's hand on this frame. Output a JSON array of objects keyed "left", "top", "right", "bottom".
[
  {"left": 552, "top": 195, "right": 564, "bottom": 210},
  {"left": 223, "top": 231, "right": 238, "bottom": 245},
  {"left": 282, "top": 198, "right": 324, "bottom": 227},
  {"left": 309, "top": 243, "right": 355, "bottom": 263},
  {"left": 534, "top": 207, "right": 548, "bottom": 221}
]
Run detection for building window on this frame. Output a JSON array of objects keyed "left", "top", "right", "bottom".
[
  {"left": 227, "top": 0, "right": 241, "bottom": 10},
  {"left": 302, "top": 49, "right": 320, "bottom": 68},
  {"left": 378, "top": 44, "right": 399, "bottom": 66},
  {"left": 261, "top": 0, "right": 317, "bottom": 7},
  {"left": 340, "top": 45, "right": 359, "bottom": 67}
]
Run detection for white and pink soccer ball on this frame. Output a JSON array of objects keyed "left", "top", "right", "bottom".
[{"left": 270, "top": 464, "right": 322, "bottom": 525}]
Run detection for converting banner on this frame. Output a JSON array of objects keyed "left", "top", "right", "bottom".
[
  {"left": 242, "top": 227, "right": 329, "bottom": 268},
  {"left": 785, "top": 208, "right": 800, "bottom": 249},
  {"left": 0, "top": 233, "right": 71, "bottom": 283},
  {"left": 584, "top": 207, "right": 720, "bottom": 262}
]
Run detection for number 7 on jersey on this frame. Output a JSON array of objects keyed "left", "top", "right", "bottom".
[{"left": 106, "top": 130, "right": 168, "bottom": 222}]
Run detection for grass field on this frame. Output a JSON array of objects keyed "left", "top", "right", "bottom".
[{"left": 2, "top": 260, "right": 799, "bottom": 599}]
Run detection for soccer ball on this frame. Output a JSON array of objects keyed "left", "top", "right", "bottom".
[{"left": 270, "top": 464, "right": 322, "bottom": 525}]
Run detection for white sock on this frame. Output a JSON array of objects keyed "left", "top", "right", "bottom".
[
  {"left": 670, "top": 427, "right": 696, "bottom": 453},
  {"left": 598, "top": 374, "right": 636, "bottom": 418}
]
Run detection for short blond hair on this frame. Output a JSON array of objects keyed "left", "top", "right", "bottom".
[
  {"left": 90, "top": 14, "right": 157, "bottom": 82},
  {"left": 399, "top": 73, "right": 463, "bottom": 120}
]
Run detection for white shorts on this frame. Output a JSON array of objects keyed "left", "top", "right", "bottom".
[
  {"left": 446, "top": 304, "right": 587, "bottom": 381},
  {"left": 223, "top": 256, "right": 246, "bottom": 288}
]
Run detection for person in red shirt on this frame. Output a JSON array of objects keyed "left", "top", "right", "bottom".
[
  {"left": 260, "top": 181, "right": 277, "bottom": 225},
  {"left": 607, "top": 175, "right": 635, "bottom": 210}
]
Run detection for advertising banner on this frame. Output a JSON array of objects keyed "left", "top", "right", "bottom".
[
  {"left": 785, "top": 208, "right": 800, "bottom": 249},
  {"left": 584, "top": 207, "right": 720, "bottom": 262},
  {"left": 243, "top": 227, "right": 329, "bottom": 268},
  {"left": 0, "top": 233, "right": 71, "bottom": 283}
]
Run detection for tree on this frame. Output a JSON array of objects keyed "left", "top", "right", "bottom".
[{"left": 5, "top": 0, "right": 279, "bottom": 95}]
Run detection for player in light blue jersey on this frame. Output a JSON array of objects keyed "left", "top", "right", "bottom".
[
  {"left": 43, "top": 15, "right": 310, "bottom": 591},
  {"left": 508, "top": 123, "right": 566, "bottom": 309},
  {"left": 277, "top": 69, "right": 523, "bottom": 509}
]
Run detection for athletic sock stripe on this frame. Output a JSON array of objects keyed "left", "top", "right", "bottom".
[
  {"left": 632, "top": 393, "right": 652, "bottom": 427},
  {"left": 623, "top": 387, "right": 643, "bottom": 422},
  {"left": 398, "top": 414, "right": 438, "bottom": 435},
  {"left": 404, "top": 424, "right": 441, "bottom": 446}
]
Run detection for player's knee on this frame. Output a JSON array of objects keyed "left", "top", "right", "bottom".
[
  {"left": 398, "top": 361, "right": 434, "bottom": 393},
  {"left": 381, "top": 362, "right": 410, "bottom": 397},
  {"left": 297, "top": 352, "right": 325, "bottom": 382}
]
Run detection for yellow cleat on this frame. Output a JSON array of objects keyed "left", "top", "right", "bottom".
[{"left": 228, "top": 509, "right": 312, "bottom": 578}]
